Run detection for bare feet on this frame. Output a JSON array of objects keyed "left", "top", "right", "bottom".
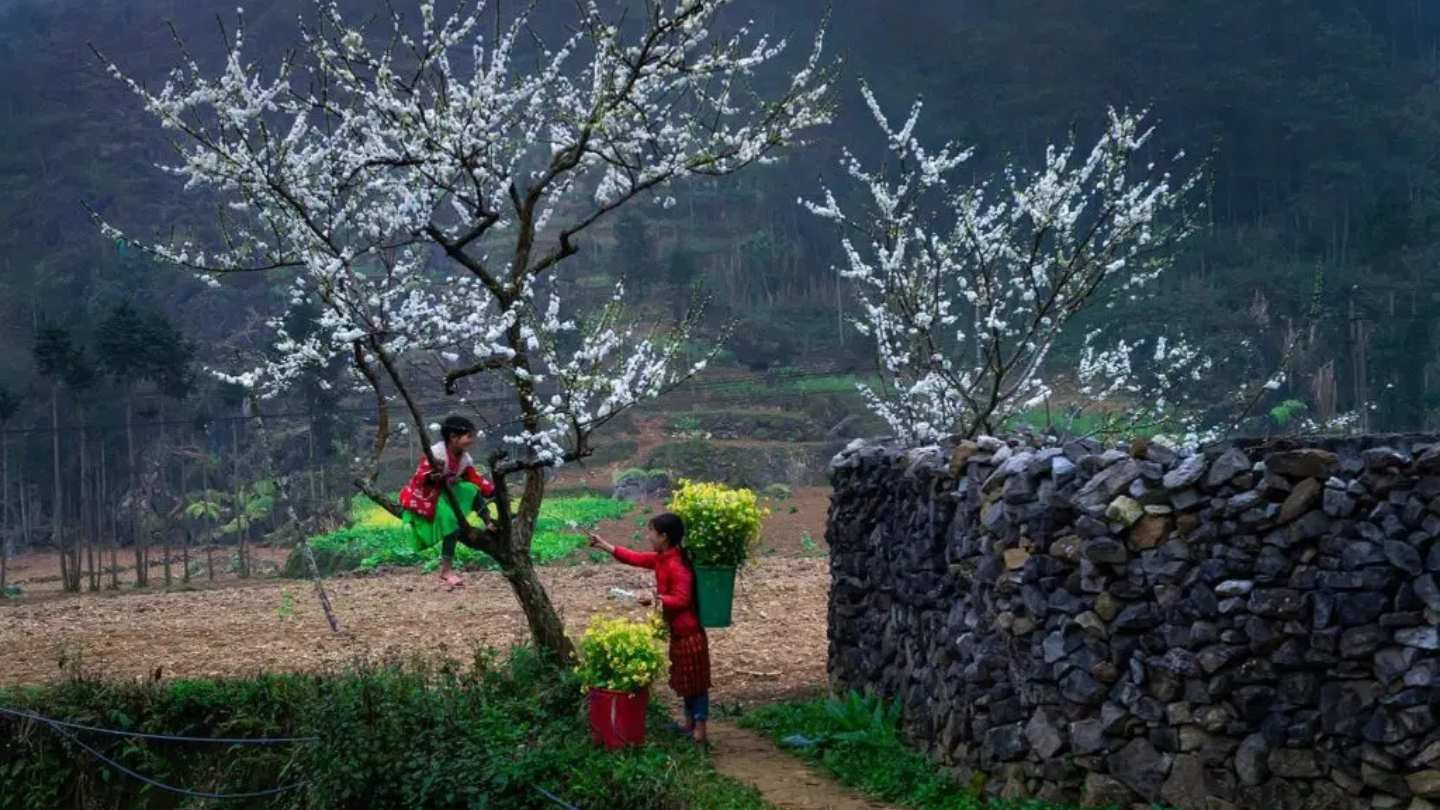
[{"left": 439, "top": 572, "right": 465, "bottom": 589}]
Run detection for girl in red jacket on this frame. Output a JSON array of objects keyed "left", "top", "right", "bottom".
[
  {"left": 399, "top": 415, "right": 496, "bottom": 589},
  {"left": 587, "top": 513, "right": 712, "bottom": 746}
]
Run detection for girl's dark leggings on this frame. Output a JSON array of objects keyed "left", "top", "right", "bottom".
[{"left": 440, "top": 529, "right": 486, "bottom": 560}]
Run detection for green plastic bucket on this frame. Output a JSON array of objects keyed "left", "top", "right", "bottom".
[{"left": 694, "top": 566, "right": 736, "bottom": 628}]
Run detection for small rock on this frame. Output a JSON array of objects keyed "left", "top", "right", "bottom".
[
  {"left": 1061, "top": 669, "right": 1108, "bottom": 705},
  {"left": 949, "top": 440, "right": 980, "bottom": 474},
  {"left": 1107, "top": 495, "right": 1145, "bottom": 526},
  {"left": 1071, "top": 719, "right": 1106, "bottom": 754},
  {"left": 1416, "top": 575, "right": 1440, "bottom": 611},
  {"left": 1215, "top": 579, "right": 1255, "bottom": 597},
  {"left": 1364, "top": 446, "right": 1410, "bottom": 470},
  {"left": 1236, "top": 733, "right": 1269, "bottom": 786},
  {"left": 1266, "top": 448, "right": 1340, "bottom": 479},
  {"left": 1269, "top": 748, "right": 1322, "bottom": 778},
  {"left": 1206, "top": 447, "right": 1252, "bottom": 488},
  {"left": 1003, "top": 547, "right": 1030, "bottom": 570},
  {"left": 1386, "top": 541, "right": 1425, "bottom": 575},
  {"left": 1279, "top": 477, "right": 1323, "bottom": 524},
  {"left": 1397, "top": 627, "right": 1440, "bottom": 650},
  {"left": 1325, "top": 487, "right": 1357, "bottom": 517},
  {"left": 1084, "top": 538, "right": 1129, "bottom": 565},
  {"left": 1083, "top": 773, "right": 1134, "bottom": 808},
  {"left": 985, "top": 722, "right": 1027, "bottom": 761},
  {"left": 1130, "top": 515, "right": 1171, "bottom": 549},
  {"left": 1025, "top": 710, "right": 1065, "bottom": 759},
  {"left": 1164, "top": 454, "right": 1208, "bottom": 490},
  {"left": 1105, "top": 738, "right": 1171, "bottom": 801}
]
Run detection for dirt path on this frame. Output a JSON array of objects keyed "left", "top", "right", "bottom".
[{"left": 708, "top": 722, "right": 898, "bottom": 810}]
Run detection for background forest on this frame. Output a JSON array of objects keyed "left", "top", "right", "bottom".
[{"left": 4, "top": 0, "right": 1440, "bottom": 569}]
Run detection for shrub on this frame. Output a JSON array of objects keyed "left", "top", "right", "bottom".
[
  {"left": 575, "top": 615, "right": 668, "bottom": 694},
  {"left": 761, "top": 483, "right": 793, "bottom": 501},
  {"left": 668, "top": 480, "right": 768, "bottom": 568},
  {"left": 0, "top": 649, "right": 767, "bottom": 810}
]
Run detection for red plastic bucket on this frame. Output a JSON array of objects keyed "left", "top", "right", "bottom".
[{"left": 588, "top": 688, "right": 649, "bottom": 750}]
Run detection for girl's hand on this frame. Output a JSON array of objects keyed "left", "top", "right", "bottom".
[{"left": 585, "top": 530, "right": 612, "bottom": 553}]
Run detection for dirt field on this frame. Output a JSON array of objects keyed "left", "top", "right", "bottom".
[{"left": 0, "top": 487, "right": 835, "bottom": 706}]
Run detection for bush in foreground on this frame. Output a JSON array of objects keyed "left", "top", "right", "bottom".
[{"left": 0, "top": 649, "right": 765, "bottom": 810}]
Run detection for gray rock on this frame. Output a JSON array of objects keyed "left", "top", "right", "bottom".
[
  {"left": 1206, "top": 448, "right": 1252, "bottom": 488},
  {"left": 1025, "top": 709, "right": 1065, "bottom": 759},
  {"left": 1397, "top": 627, "right": 1440, "bottom": 650},
  {"left": 1076, "top": 459, "right": 1142, "bottom": 512},
  {"left": 1416, "top": 575, "right": 1440, "bottom": 611},
  {"left": 1236, "top": 733, "right": 1270, "bottom": 786},
  {"left": 1386, "top": 541, "right": 1425, "bottom": 574},
  {"left": 1269, "top": 748, "right": 1322, "bottom": 778},
  {"left": 1160, "top": 753, "right": 1212, "bottom": 808},
  {"left": 1083, "top": 773, "right": 1135, "bottom": 808},
  {"left": 1324, "top": 487, "right": 1357, "bottom": 517},
  {"left": 1071, "top": 718, "right": 1107, "bottom": 755},
  {"left": 1163, "top": 449, "right": 1209, "bottom": 490},
  {"left": 1216, "top": 579, "right": 1255, "bottom": 597},
  {"left": 1341, "top": 625, "right": 1388, "bottom": 658},
  {"left": 1061, "top": 669, "right": 1108, "bottom": 705},
  {"left": 1364, "top": 446, "right": 1410, "bottom": 470},
  {"left": 1083, "top": 538, "right": 1129, "bottom": 565},
  {"left": 985, "top": 722, "right": 1027, "bottom": 761},
  {"left": 1106, "top": 738, "right": 1171, "bottom": 801}
]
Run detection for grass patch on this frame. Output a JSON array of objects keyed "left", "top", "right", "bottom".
[
  {"left": 0, "top": 649, "right": 768, "bottom": 810},
  {"left": 740, "top": 693, "right": 1093, "bottom": 810},
  {"left": 291, "top": 497, "right": 633, "bottom": 576}
]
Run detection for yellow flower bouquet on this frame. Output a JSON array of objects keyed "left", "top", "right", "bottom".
[
  {"left": 667, "top": 479, "right": 769, "bottom": 568},
  {"left": 575, "top": 614, "right": 667, "bottom": 694}
]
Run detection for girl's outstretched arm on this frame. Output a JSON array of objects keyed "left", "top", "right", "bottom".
[{"left": 586, "top": 531, "right": 657, "bottom": 569}]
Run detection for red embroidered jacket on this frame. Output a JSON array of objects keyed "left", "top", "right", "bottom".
[
  {"left": 399, "top": 442, "right": 494, "bottom": 520},
  {"left": 612, "top": 546, "right": 701, "bottom": 638}
]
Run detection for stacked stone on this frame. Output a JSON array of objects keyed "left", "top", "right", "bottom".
[{"left": 826, "top": 434, "right": 1440, "bottom": 810}]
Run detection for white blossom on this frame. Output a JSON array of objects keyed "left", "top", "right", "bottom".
[{"left": 807, "top": 89, "right": 1202, "bottom": 444}]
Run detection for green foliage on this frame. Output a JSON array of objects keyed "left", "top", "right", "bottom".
[
  {"left": 1268, "top": 399, "right": 1309, "bottom": 429},
  {"left": 742, "top": 694, "right": 1094, "bottom": 810},
  {"left": 0, "top": 649, "right": 769, "bottom": 810},
  {"left": 295, "top": 498, "right": 633, "bottom": 576}
]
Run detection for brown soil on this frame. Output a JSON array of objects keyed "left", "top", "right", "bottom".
[
  {"left": 0, "top": 556, "right": 830, "bottom": 705},
  {"left": 709, "top": 722, "right": 899, "bottom": 810}
]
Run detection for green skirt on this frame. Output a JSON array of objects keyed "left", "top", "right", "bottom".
[{"left": 403, "top": 481, "right": 481, "bottom": 553}]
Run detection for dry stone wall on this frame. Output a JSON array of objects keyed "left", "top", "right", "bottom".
[{"left": 826, "top": 434, "right": 1440, "bottom": 809}]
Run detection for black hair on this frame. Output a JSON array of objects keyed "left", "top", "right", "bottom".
[
  {"left": 440, "top": 415, "right": 477, "bottom": 443},
  {"left": 649, "top": 512, "right": 701, "bottom": 616}
]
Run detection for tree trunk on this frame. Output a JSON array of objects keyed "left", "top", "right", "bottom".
[
  {"left": 80, "top": 430, "right": 95, "bottom": 592},
  {"left": 496, "top": 469, "right": 575, "bottom": 661},
  {"left": 1, "top": 423, "right": 9, "bottom": 594},
  {"left": 180, "top": 461, "right": 191, "bottom": 584},
  {"left": 51, "top": 382, "right": 72, "bottom": 593},
  {"left": 128, "top": 394, "right": 144, "bottom": 588}
]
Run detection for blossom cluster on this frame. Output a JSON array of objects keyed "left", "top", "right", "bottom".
[{"left": 806, "top": 84, "right": 1203, "bottom": 444}]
